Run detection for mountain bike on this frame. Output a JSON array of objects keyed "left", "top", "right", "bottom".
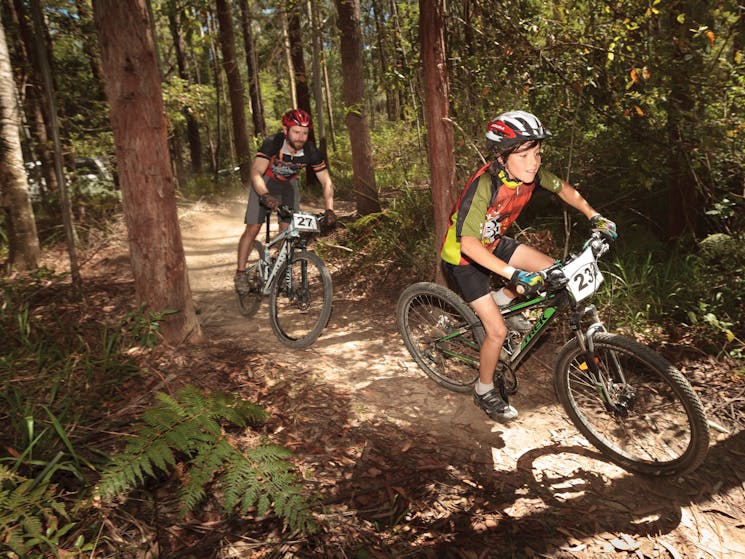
[
  {"left": 237, "top": 205, "right": 333, "bottom": 348},
  {"left": 396, "top": 233, "right": 710, "bottom": 476}
]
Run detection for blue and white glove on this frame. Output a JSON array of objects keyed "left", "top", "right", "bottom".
[
  {"left": 511, "top": 269, "right": 544, "bottom": 297},
  {"left": 590, "top": 214, "right": 617, "bottom": 241}
]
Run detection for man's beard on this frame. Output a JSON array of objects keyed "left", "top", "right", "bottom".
[{"left": 288, "top": 138, "right": 306, "bottom": 151}]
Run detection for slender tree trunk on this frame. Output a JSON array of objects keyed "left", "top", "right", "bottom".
[
  {"left": 215, "top": 0, "right": 251, "bottom": 185},
  {"left": 73, "top": 0, "right": 105, "bottom": 100},
  {"left": 280, "top": 9, "right": 297, "bottom": 108},
  {"left": 308, "top": 0, "right": 325, "bottom": 141},
  {"left": 0, "top": 17, "right": 39, "bottom": 271},
  {"left": 10, "top": 0, "right": 60, "bottom": 196},
  {"left": 30, "top": 0, "right": 80, "bottom": 280},
  {"left": 288, "top": 9, "right": 311, "bottom": 118},
  {"left": 167, "top": 2, "right": 202, "bottom": 173},
  {"left": 239, "top": 0, "right": 266, "bottom": 138},
  {"left": 92, "top": 0, "right": 202, "bottom": 345},
  {"left": 334, "top": 0, "right": 380, "bottom": 215},
  {"left": 420, "top": 0, "right": 454, "bottom": 284}
]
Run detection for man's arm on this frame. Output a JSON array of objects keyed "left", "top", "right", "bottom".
[
  {"left": 250, "top": 157, "right": 271, "bottom": 196},
  {"left": 315, "top": 168, "right": 334, "bottom": 211}
]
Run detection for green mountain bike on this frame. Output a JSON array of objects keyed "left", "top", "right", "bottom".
[
  {"left": 396, "top": 233, "right": 709, "bottom": 476},
  {"left": 237, "top": 205, "right": 333, "bottom": 348}
]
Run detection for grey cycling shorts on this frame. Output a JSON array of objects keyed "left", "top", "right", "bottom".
[{"left": 244, "top": 177, "right": 300, "bottom": 224}]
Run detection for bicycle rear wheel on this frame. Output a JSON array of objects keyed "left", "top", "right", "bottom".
[
  {"left": 396, "top": 282, "right": 483, "bottom": 393},
  {"left": 269, "top": 251, "right": 333, "bottom": 348},
  {"left": 554, "top": 333, "right": 709, "bottom": 476},
  {"left": 237, "top": 241, "right": 265, "bottom": 317}
]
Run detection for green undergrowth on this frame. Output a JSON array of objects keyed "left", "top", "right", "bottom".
[{"left": 0, "top": 270, "right": 317, "bottom": 557}]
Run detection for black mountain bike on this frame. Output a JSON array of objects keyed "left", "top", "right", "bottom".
[
  {"left": 237, "top": 206, "right": 333, "bottom": 348},
  {"left": 396, "top": 233, "right": 709, "bottom": 476}
]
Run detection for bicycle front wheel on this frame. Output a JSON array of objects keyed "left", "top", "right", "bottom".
[
  {"left": 269, "top": 251, "right": 333, "bottom": 348},
  {"left": 237, "top": 241, "right": 265, "bottom": 317},
  {"left": 554, "top": 333, "right": 709, "bottom": 476},
  {"left": 396, "top": 282, "right": 483, "bottom": 393}
]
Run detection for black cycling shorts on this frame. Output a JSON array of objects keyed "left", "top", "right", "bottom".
[{"left": 443, "top": 236, "right": 520, "bottom": 303}]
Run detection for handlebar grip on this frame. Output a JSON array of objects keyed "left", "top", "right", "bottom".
[{"left": 277, "top": 205, "right": 293, "bottom": 219}]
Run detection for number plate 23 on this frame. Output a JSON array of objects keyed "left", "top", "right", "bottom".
[
  {"left": 292, "top": 212, "right": 320, "bottom": 232},
  {"left": 562, "top": 246, "right": 604, "bottom": 302}
]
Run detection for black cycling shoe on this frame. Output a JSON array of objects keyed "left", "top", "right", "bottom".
[{"left": 473, "top": 388, "right": 518, "bottom": 422}]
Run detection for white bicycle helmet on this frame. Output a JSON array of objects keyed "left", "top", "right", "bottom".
[{"left": 486, "top": 110, "right": 551, "bottom": 148}]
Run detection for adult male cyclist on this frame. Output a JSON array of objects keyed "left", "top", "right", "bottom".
[
  {"left": 440, "top": 110, "right": 617, "bottom": 422},
  {"left": 234, "top": 109, "right": 336, "bottom": 294}
]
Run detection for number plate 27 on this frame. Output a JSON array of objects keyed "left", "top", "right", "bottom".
[
  {"left": 562, "top": 246, "right": 604, "bottom": 302},
  {"left": 292, "top": 212, "right": 320, "bottom": 232}
]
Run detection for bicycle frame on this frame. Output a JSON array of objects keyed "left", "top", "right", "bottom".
[{"left": 252, "top": 210, "right": 311, "bottom": 296}]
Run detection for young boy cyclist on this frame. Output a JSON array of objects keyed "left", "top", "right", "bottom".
[{"left": 440, "top": 110, "right": 617, "bottom": 422}]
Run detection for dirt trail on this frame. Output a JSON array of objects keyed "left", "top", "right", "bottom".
[{"left": 178, "top": 196, "right": 745, "bottom": 558}]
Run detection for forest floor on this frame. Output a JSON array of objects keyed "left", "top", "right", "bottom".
[{"left": 87, "top": 194, "right": 745, "bottom": 558}]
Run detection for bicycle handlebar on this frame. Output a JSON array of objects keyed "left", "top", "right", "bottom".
[{"left": 275, "top": 204, "right": 331, "bottom": 225}]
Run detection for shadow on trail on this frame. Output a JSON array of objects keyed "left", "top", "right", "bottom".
[{"left": 327, "top": 402, "right": 743, "bottom": 558}]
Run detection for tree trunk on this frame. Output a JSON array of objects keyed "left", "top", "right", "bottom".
[
  {"left": 420, "top": 0, "right": 454, "bottom": 285},
  {"left": 280, "top": 9, "right": 297, "bottom": 108},
  {"left": 215, "top": 0, "right": 251, "bottom": 185},
  {"left": 10, "top": 0, "right": 61, "bottom": 197},
  {"left": 0, "top": 17, "right": 40, "bottom": 271},
  {"left": 238, "top": 0, "right": 266, "bottom": 138},
  {"left": 92, "top": 0, "right": 202, "bottom": 345},
  {"left": 167, "top": 1, "right": 202, "bottom": 173},
  {"left": 308, "top": 0, "right": 325, "bottom": 141},
  {"left": 288, "top": 9, "right": 312, "bottom": 118},
  {"left": 334, "top": 0, "right": 380, "bottom": 215}
]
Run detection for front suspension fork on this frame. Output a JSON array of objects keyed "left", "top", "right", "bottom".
[{"left": 572, "top": 305, "right": 625, "bottom": 411}]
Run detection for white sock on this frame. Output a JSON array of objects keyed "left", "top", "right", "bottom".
[
  {"left": 491, "top": 288, "right": 513, "bottom": 307},
  {"left": 476, "top": 381, "right": 494, "bottom": 395}
]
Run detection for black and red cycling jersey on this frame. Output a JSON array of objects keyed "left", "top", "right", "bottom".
[{"left": 256, "top": 133, "right": 327, "bottom": 182}]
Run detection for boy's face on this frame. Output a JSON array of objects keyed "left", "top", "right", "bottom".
[
  {"left": 502, "top": 142, "right": 542, "bottom": 184},
  {"left": 284, "top": 125, "right": 310, "bottom": 152}
]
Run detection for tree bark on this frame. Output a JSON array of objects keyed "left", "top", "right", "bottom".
[
  {"left": 0, "top": 16, "right": 40, "bottom": 271},
  {"left": 238, "top": 0, "right": 266, "bottom": 138},
  {"left": 92, "top": 0, "right": 202, "bottom": 345},
  {"left": 215, "top": 0, "right": 252, "bottom": 185},
  {"left": 420, "top": 0, "right": 455, "bottom": 284},
  {"left": 334, "top": 0, "right": 380, "bottom": 215}
]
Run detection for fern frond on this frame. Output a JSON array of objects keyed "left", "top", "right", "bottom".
[{"left": 97, "top": 384, "right": 317, "bottom": 534}]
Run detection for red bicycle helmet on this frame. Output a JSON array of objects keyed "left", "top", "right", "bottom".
[
  {"left": 282, "top": 109, "right": 312, "bottom": 128},
  {"left": 486, "top": 110, "right": 550, "bottom": 148}
]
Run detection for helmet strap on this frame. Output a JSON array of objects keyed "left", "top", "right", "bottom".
[
  {"left": 499, "top": 167, "right": 523, "bottom": 190},
  {"left": 495, "top": 161, "right": 522, "bottom": 189}
]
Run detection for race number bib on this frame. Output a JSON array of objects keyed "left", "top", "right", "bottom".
[
  {"left": 562, "top": 246, "right": 604, "bottom": 302},
  {"left": 292, "top": 212, "right": 320, "bottom": 232}
]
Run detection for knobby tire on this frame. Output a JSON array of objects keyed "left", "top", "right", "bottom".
[
  {"left": 269, "top": 251, "right": 332, "bottom": 348},
  {"left": 396, "top": 282, "right": 484, "bottom": 393},
  {"left": 554, "top": 333, "right": 709, "bottom": 476}
]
